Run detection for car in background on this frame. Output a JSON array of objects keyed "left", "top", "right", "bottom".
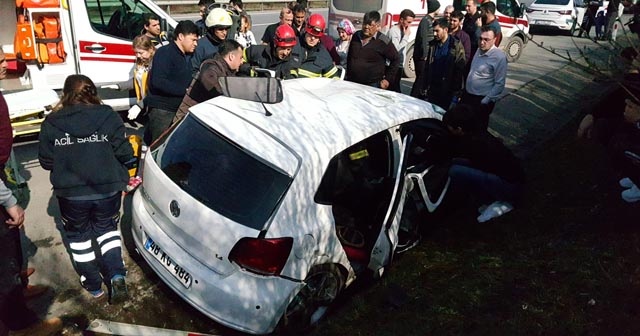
[
  {"left": 526, "top": 0, "right": 618, "bottom": 34},
  {"left": 130, "top": 77, "right": 454, "bottom": 334}
]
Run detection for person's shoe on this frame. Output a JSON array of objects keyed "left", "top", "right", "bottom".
[
  {"left": 619, "top": 177, "right": 636, "bottom": 189},
  {"left": 8, "top": 317, "right": 62, "bottom": 336},
  {"left": 88, "top": 288, "right": 105, "bottom": 299},
  {"left": 109, "top": 275, "right": 128, "bottom": 304},
  {"left": 477, "top": 201, "right": 514, "bottom": 223},
  {"left": 396, "top": 232, "right": 421, "bottom": 254},
  {"left": 23, "top": 284, "right": 49, "bottom": 299},
  {"left": 622, "top": 185, "right": 640, "bottom": 203}
]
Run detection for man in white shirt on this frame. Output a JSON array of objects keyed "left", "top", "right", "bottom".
[
  {"left": 463, "top": 26, "right": 507, "bottom": 130},
  {"left": 387, "top": 9, "right": 415, "bottom": 92}
]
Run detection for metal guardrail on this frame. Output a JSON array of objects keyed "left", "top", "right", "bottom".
[{"left": 154, "top": 0, "right": 327, "bottom": 13}]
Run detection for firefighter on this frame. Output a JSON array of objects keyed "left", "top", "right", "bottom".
[
  {"left": 298, "top": 14, "right": 339, "bottom": 79},
  {"left": 241, "top": 24, "right": 300, "bottom": 79},
  {"left": 190, "top": 7, "right": 233, "bottom": 74}
]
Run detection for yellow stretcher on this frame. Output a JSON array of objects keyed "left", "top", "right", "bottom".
[{"left": 4, "top": 88, "right": 59, "bottom": 137}]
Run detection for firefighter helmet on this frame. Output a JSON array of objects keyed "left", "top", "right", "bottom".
[
  {"left": 305, "top": 14, "right": 326, "bottom": 37},
  {"left": 274, "top": 24, "right": 297, "bottom": 47},
  {"left": 206, "top": 8, "right": 233, "bottom": 28}
]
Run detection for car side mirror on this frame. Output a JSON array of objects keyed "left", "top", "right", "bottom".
[{"left": 218, "top": 77, "right": 284, "bottom": 104}]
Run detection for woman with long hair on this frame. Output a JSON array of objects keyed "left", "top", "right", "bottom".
[
  {"left": 235, "top": 13, "right": 257, "bottom": 48},
  {"left": 38, "top": 75, "right": 134, "bottom": 304},
  {"left": 123, "top": 34, "right": 155, "bottom": 120}
]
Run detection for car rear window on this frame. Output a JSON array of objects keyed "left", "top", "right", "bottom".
[{"left": 153, "top": 115, "right": 292, "bottom": 230}]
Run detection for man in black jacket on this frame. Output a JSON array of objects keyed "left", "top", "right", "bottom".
[
  {"left": 420, "top": 18, "right": 466, "bottom": 110},
  {"left": 145, "top": 20, "right": 199, "bottom": 143},
  {"left": 410, "top": 0, "right": 440, "bottom": 97},
  {"left": 346, "top": 11, "right": 399, "bottom": 89},
  {"left": 443, "top": 104, "right": 525, "bottom": 223},
  {"left": 175, "top": 40, "right": 244, "bottom": 121}
]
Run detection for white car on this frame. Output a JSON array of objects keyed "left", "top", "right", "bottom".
[
  {"left": 526, "top": 0, "right": 612, "bottom": 33},
  {"left": 131, "top": 77, "right": 452, "bottom": 334}
]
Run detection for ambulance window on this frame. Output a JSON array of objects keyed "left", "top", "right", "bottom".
[
  {"left": 496, "top": 0, "right": 516, "bottom": 17},
  {"left": 85, "top": 0, "right": 153, "bottom": 40},
  {"left": 332, "top": 0, "right": 383, "bottom": 13}
]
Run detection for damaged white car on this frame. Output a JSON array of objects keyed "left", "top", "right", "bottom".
[{"left": 131, "top": 77, "right": 452, "bottom": 334}]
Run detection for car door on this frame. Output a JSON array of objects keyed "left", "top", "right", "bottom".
[
  {"left": 367, "top": 128, "right": 412, "bottom": 276},
  {"left": 402, "top": 118, "right": 453, "bottom": 214}
]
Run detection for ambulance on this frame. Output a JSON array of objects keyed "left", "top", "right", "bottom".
[
  {"left": 0, "top": 0, "right": 177, "bottom": 136},
  {"left": 328, "top": 0, "right": 530, "bottom": 78}
]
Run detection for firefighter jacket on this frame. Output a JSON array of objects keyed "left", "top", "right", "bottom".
[
  {"left": 298, "top": 38, "right": 339, "bottom": 79},
  {"left": 240, "top": 44, "right": 300, "bottom": 80}
]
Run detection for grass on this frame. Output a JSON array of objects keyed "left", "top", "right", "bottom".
[{"left": 309, "top": 112, "right": 640, "bottom": 335}]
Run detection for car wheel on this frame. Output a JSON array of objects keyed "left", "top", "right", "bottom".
[
  {"left": 276, "top": 264, "right": 345, "bottom": 333},
  {"left": 505, "top": 36, "right": 524, "bottom": 63},
  {"left": 403, "top": 44, "right": 416, "bottom": 78}
]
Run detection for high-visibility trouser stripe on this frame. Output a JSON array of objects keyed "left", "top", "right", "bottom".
[
  {"left": 70, "top": 240, "right": 96, "bottom": 263},
  {"left": 324, "top": 66, "right": 338, "bottom": 78},
  {"left": 101, "top": 240, "right": 122, "bottom": 255},
  {"left": 98, "top": 231, "right": 122, "bottom": 255},
  {"left": 97, "top": 231, "right": 120, "bottom": 244},
  {"left": 298, "top": 68, "right": 321, "bottom": 78}
]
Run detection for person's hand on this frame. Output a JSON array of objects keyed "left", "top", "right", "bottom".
[
  {"left": 577, "top": 114, "right": 594, "bottom": 139},
  {"left": 624, "top": 99, "right": 640, "bottom": 124},
  {"left": 127, "top": 105, "right": 142, "bottom": 120},
  {"left": 380, "top": 79, "right": 389, "bottom": 89},
  {"left": 476, "top": 17, "right": 482, "bottom": 27},
  {"left": 5, "top": 205, "right": 25, "bottom": 229},
  {"left": 403, "top": 24, "right": 410, "bottom": 37}
]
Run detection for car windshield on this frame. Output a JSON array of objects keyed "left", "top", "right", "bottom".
[
  {"left": 154, "top": 115, "right": 292, "bottom": 230},
  {"left": 534, "top": 0, "right": 570, "bottom": 5}
]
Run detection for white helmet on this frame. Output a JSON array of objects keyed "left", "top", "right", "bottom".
[{"left": 205, "top": 8, "right": 232, "bottom": 28}]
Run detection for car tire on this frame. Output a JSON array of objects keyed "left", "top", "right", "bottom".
[
  {"left": 403, "top": 43, "right": 416, "bottom": 78},
  {"left": 505, "top": 36, "right": 524, "bottom": 63},
  {"left": 276, "top": 264, "right": 345, "bottom": 334}
]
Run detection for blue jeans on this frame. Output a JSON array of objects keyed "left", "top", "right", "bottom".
[
  {"left": 448, "top": 164, "right": 522, "bottom": 205},
  {"left": 58, "top": 193, "right": 125, "bottom": 291}
]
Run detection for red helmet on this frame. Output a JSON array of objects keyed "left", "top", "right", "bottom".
[
  {"left": 305, "top": 14, "right": 326, "bottom": 37},
  {"left": 274, "top": 24, "right": 297, "bottom": 47}
]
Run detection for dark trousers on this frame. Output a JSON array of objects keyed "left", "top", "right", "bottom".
[
  {"left": 449, "top": 163, "right": 522, "bottom": 206},
  {"left": 410, "top": 58, "right": 426, "bottom": 98},
  {"left": 594, "top": 117, "right": 640, "bottom": 186},
  {"left": 58, "top": 193, "right": 125, "bottom": 292},
  {"left": 0, "top": 219, "right": 38, "bottom": 330},
  {"left": 389, "top": 67, "right": 404, "bottom": 93},
  {"left": 147, "top": 107, "right": 177, "bottom": 144},
  {"left": 462, "top": 91, "right": 496, "bottom": 131}
]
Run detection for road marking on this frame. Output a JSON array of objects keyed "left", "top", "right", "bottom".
[{"left": 86, "top": 319, "right": 219, "bottom": 336}]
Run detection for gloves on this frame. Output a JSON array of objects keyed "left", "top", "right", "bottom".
[{"left": 127, "top": 105, "right": 142, "bottom": 120}]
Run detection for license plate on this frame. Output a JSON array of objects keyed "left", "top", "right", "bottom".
[{"left": 144, "top": 237, "right": 192, "bottom": 288}]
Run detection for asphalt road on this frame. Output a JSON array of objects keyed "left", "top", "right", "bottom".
[{"left": 9, "top": 10, "right": 631, "bottom": 335}]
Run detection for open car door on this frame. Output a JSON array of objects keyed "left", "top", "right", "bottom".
[
  {"left": 402, "top": 119, "right": 453, "bottom": 213},
  {"left": 368, "top": 131, "right": 413, "bottom": 277}
]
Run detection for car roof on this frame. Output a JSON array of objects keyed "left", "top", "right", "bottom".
[{"left": 188, "top": 78, "right": 441, "bottom": 175}]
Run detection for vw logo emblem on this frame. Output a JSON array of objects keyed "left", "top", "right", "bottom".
[{"left": 169, "top": 200, "right": 180, "bottom": 217}]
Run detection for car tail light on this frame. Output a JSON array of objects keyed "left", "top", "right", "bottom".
[
  {"left": 229, "top": 237, "right": 293, "bottom": 276},
  {"left": 526, "top": 8, "right": 536, "bottom": 13},
  {"left": 556, "top": 10, "right": 572, "bottom": 15}
]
